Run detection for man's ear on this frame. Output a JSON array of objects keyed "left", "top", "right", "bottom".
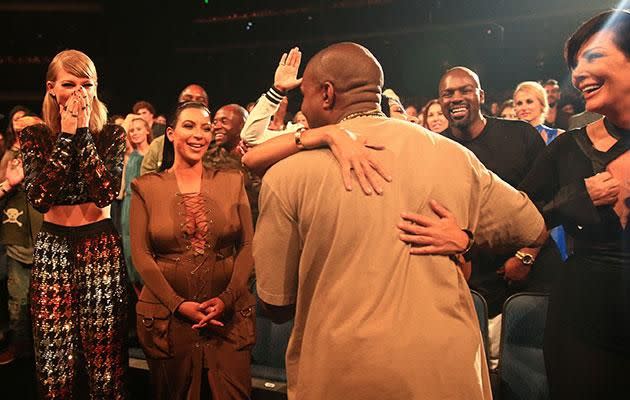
[
  {"left": 479, "top": 88, "right": 485, "bottom": 105},
  {"left": 322, "top": 81, "right": 335, "bottom": 110}
]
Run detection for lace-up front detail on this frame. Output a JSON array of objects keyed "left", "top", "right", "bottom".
[{"left": 179, "top": 193, "right": 209, "bottom": 255}]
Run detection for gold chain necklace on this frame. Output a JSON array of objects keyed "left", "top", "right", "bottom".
[{"left": 340, "top": 109, "right": 386, "bottom": 123}]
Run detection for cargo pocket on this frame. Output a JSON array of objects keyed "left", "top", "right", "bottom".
[
  {"left": 233, "top": 302, "right": 256, "bottom": 350},
  {"left": 136, "top": 300, "right": 173, "bottom": 359}
]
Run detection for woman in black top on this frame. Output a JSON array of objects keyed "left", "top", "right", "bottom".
[
  {"left": 519, "top": 10, "right": 630, "bottom": 398},
  {"left": 19, "top": 50, "right": 128, "bottom": 399}
]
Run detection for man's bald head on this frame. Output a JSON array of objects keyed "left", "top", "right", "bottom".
[
  {"left": 179, "top": 84, "right": 209, "bottom": 106},
  {"left": 439, "top": 67, "right": 482, "bottom": 91},
  {"left": 301, "top": 42, "right": 384, "bottom": 127},
  {"left": 213, "top": 104, "right": 248, "bottom": 151}
]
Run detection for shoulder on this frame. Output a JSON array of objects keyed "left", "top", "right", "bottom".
[
  {"left": 96, "top": 124, "right": 126, "bottom": 145},
  {"left": 487, "top": 116, "right": 536, "bottom": 134},
  {"left": 209, "top": 167, "right": 245, "bottom": 184},
  {"left": 131, "top": 171, "right": 166, "bottom": 195},
  {"left": 20, "top": 123, "right": 52, "bottom": 139}
]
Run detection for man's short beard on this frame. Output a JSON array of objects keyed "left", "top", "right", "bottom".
[{"left": 449, "top": 117, "right": 472, "bottom": 129}]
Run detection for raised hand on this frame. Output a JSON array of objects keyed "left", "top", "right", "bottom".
[
  {"left": 76, "top": 86, "right": 90, "bottom": 129},
  {"left": 274, "top": 47, "right": 303, "bottom": 92},
  {"left": 5, "top": 158, "right": 24, "bottom": 187},
  {"left": 60, "top": 90, "right": 81, "bottom": 134}
]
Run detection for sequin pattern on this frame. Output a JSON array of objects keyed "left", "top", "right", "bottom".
[
  {"left": 31, "top": 222, "right": 128, "bottom": 399},
  {"left": 19, "top": 124, "right": 126, "bottom": 213}
]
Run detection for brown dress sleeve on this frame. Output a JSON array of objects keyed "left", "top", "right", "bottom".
[
  {"left": 217, "top": 172, "right": 255, "bottom": 313},
  {"left": 130, "top": 178, "right": 186, "bottom": 313}
]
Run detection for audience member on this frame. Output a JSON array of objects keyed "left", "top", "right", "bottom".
[
  {"left": 498, "top": 99, "right": 517, "bottom": 120},
  {"left": 178, "top": 84, "right": 209, "bottom": 106},
  {"left": 422, "top": 99, "right": 448, "bottom": 133},
  {"left": 0, "top": 115, "right": 43, "bottom": 365},
  {"left": 433, "top": 66, "right": 561, "bottom": 369},
  {"left": 120, "top": 117, "right": 150, "bottom": 294},
  {"left": 543, "top": 79, "right": 570, "bottom": 129},
  {"left": 133, "top": 100, "right": 165, "bottom": 139},
  {"left": 130, "top": 101, "right": 255, "bottom": 399}
]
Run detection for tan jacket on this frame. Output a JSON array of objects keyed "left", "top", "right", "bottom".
[{"left": 130, "top": 167, "right": 255, "bottom": 399}]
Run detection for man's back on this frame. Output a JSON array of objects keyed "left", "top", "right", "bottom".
[{"left": 255, "top": 117, "right": 543, "bottom": 399}]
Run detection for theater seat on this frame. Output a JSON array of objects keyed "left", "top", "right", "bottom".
[
  {"left": 470, "top": 289, "right": 489, "bottom": 356},
  {"left": 499, "top": 292, "right": 549, "bottom": 400},
  {"left": 251, "top": 288, "right": 293, "bottom": 393}
]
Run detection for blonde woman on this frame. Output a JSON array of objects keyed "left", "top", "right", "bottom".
[
  {"left": 514, "top": 81, "right": 565, "bottom": 144},
  {"left": 19, "top": 50, "right": 128, "bottom": 398}
]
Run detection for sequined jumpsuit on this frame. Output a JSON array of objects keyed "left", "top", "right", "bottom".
[{"left": 19, "top": 123, "right": 128, "bottom": 399}]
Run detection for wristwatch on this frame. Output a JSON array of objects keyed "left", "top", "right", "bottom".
[
  {"left": 515, "top": 251, "right": 535, "bottom": 266},
  {"left": 294, "top": 127, "right": 307, "bottom": 150}
]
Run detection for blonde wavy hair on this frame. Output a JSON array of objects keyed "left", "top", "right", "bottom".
[
  {"left": 513, "top": 81, "right": 549, "bottom": 122},
  {"left": 42, "top": 50, "right": 108, "bottom": 133}
]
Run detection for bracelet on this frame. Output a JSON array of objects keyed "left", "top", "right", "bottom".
[
  {"left": 458, "top": 229, "right": 474, "bottom": 256},
  {"left": 294, "top": 127, "right": 307, "bottom": 150}
]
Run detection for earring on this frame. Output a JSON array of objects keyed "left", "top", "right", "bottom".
[{"left": 49, "top": 92, "right": 56, "bottom": 98}]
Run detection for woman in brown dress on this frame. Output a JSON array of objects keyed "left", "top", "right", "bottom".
[{"left": 130, "top": 102, "right": 255, "bottom": 399}]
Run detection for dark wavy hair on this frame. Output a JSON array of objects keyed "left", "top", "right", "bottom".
[
  {"left": 565, "top": 9, "right": 630, "bottom": 70},
  {"left": 159, "top": 101, "right": 212, "bottom": 172}
]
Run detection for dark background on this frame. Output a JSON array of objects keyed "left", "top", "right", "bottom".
[{"left": 0, "top": 0, "right": 622, "bottom": 121}]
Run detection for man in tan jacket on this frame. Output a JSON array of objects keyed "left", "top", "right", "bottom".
[{"left": 254, "top": 42, "right": 546, "bottom": 400}]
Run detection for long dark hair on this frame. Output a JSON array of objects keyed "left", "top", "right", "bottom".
[{"left": 159, "top": 101, "right": 212, "bottom": 172}]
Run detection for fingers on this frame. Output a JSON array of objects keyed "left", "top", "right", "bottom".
[
  {"left": 340, "top": 164, "right": 353, "bottom": 191},
  {"left": 365, "top": 154, "right": 392, "bottom": 182},
  {"left": 409, "top": 245, "right": 443, "bottom": 255},
  {"left": 400, "top": 212, "right": 434, "bottom": 227},
  {"left": 279, "top": 52, "right": 288, "bottom": 65},
  {"left": 397, "top": 220, "right": 426, "bottom": 235},
  {"left": 429, "top": 199, "right": 453, "bottom": 219},
  {"left": 400, "top": 233, "right": 433, "bottom": 246},
  {"left": 597, "top": 171, "right": 613, "bottom": 181},
  {"left": 351, "top": 158, "right": 372, "bottom": 195}
]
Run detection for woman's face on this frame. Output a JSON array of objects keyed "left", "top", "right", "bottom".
[
  {"left": 571, "top": 29, "right": 630, "bottom": 117},
  {"left": 11, "top": 111, "right": 26, "bottom": 130},
  {"left": 500, "top": 106, "right": 517, "bottom": 120},
  {"left": 514, "top": 90, "right": 543, "bottom": 125},
  {"left": 128, "top": 119, "right": 149, "bottom": 147},
  {"left": 426, "top": 103, "right": 448, "bottom": 133},
  {"left": 47, "top": 68, "right": 96, "bottom": 109},
  {"left": 167, "top": 107, "right": 213, "bottom": 165}
]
